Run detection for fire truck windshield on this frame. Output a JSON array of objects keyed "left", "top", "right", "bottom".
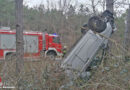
[{"left": 53, "top": 37, "right": 60, "bottom": 44}]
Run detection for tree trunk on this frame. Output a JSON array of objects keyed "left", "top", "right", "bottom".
[
  {"left": 15, "top": 0, "right": 24, "bottom": 87},
  {"left": 106, "top": 0, "right": 114, "bottom": 13},
  {"left": 105, "top": 0, "right": 114, "bottom": 58},
  {"left": 124, "top": 5, "right": 130, "bottom": 57}
]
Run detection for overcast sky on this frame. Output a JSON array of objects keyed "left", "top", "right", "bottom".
[
  {"left": 23, "top": 0, "right": 130, "bottom": 15},
  {"left": 23, "top": 0, "right": 106, "bottom": 13},
  {"left": 24, "top": 0, "right": 89, "bottom": 7}
]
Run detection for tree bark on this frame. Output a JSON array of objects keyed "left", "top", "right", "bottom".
[
  {"left": 15, "top": 0, "right": 24, "bottom": 86},
  {"left": 105, "top": 0, "right": 114, "bottom": 58},
  {"left": 106, "top": 0, "right": 114, "bottom": 13},
  {"left": 124, "top": 5, "right": 130, "bottom": 56}
]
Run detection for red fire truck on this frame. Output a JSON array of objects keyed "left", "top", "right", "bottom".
[{"left": 0, "top": 29, "right": 62, "bottom": 60}]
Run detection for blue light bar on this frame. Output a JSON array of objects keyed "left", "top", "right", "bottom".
[{"left": 53, "top": 33, "right": 57, "bottom": 35}]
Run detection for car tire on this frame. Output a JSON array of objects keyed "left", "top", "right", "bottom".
[{"left": 88, "top": 16, "right": 106, "bottom": 33}]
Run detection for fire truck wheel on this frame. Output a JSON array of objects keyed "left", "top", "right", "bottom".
[
  {"left": 88, "top": 16, "right": 106, "bottom": 33},
  {"left": 47, "top": 51, "right": 57, "bottom": 60},
  {"left": 5, "top": 53, "right": 16, "bottom": 61}
]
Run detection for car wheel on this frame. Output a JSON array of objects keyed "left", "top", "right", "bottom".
[{"left": 88, "top": 16, "right": 106, "bottom": 33}]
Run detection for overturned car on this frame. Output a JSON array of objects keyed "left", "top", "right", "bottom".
[{"left": 61, "top": 10, "right": 116, "bottom": 78}]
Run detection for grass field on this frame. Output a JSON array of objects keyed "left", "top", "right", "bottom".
[{"left": 0, "top": 40, "right": 130, "bottom": 90}]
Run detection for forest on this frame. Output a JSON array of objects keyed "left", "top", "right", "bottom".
[{"left": 0, "top": 0, "right": 130, "bottom": 90}]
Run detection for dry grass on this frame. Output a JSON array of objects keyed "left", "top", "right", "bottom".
[
  {"left": 0, "top": 57, "right": 68, "bottom": 90},
  {"left": 0, "top": 41, "right": 130, "bottom": 90}
]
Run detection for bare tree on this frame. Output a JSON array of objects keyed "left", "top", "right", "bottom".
[
  {"left": 99, "top": 0, "right": 106, "bottom": 11},
  {"left": 87, "top": 0, "right": 100, "bottom": 15},
  {"left": 15, "top": 0, "right": 24, "bottom": 87},
  {"left": 58, "top": 0, "right": 73, "bottom": 13},
  {"left": 91, "top": 0, "right": 96, "bottom": 14},
  {"left": 46, "top": 0, "right": 50, "bottom": 10}
]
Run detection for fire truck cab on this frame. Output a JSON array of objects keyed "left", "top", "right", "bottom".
[{"left": 44, "top": 33, "right": 62, "bottom": 58}]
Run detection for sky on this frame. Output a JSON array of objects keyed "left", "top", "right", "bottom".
[
  {"left": 24, "top": 0, "right": 89, "bottom": 7},
  {"left": 23, "top": 0, "right": 104, "bottom": 13},
  {"left": 23, "top": 0, "right": 130, "bottom": 15}
]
